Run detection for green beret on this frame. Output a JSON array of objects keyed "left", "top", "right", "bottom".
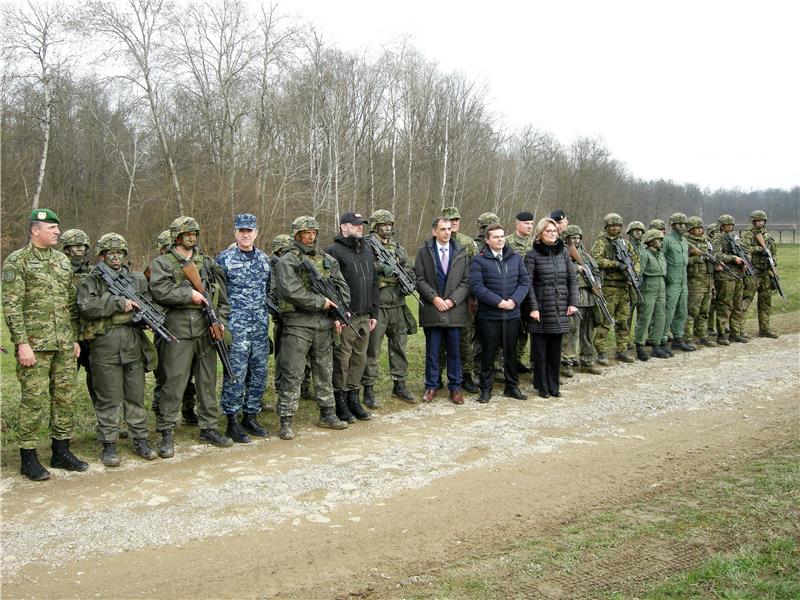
[{"left": 30, "top": 208, "right": 60, "bottom": 224}]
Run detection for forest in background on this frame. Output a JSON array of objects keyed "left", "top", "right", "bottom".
[{"left": 2, "top": 0, "right": 798, "bottom": 267}]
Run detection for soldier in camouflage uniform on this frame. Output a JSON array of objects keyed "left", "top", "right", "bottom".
[
  {"left": 440, "top": 207, "right": 479, "bottom": 392},
  {"left": 684, "top": 217, "right": 716, "bottom": 346},
  {"left": 361, "top": 209, "right": 417, "bottom": 407},
  {"left": 635, "top": 230, "right": 668, "bottom": 359},
  {"left": 563, "top": 225, "right": 602, "bottom": 374},
  {"left": 270, "top": 233, "right": 295, "bottom": 392},
  {"left": 625, "top": 221, "right": 646, "bottom": 352},
  {"left": 742, "top": 210, "right": 779, "bottom": 338},
  {"left": 590, "top": 213, "right": 639, "bottom": 364},
  {"left": 712, "top": 214, "right": 749, "bottom": 345},
  {"left": 649, "top": 219, "right": 667, "bottom": 236},
  {"left": 215, "top": 214, "right": 272, "bottom": 444},
  {"left": 149, "top": 216, "right": 233, "bottom": 456},
  {"left": 2, "top": 209, "right": 89, "bottom": 481},
  {"left": 705, "top": 222, "right": 720, "bottom": 336},
  {"left": 78, "top": 233, "right": 158, "bottom": 466},
  {"left": 505, "top": 211, "right": 535, "bottom": 373},
  {"left": 660, "top": 213, "right": 695, "bottom": 353},
  {"left": 60, "top": 229, "right": 99, "bottom": 408},
  {"left": 273, "top": 216, "right": 350, "bottom": 440}
]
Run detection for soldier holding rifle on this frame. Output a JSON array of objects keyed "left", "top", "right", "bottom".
[{"left": 742, "top": 210, "right": 781, "bottom": 338}]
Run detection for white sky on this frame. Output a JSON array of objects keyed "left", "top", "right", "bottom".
[{"left": 284, "top": 0, "right": 799, "bottom": 191}]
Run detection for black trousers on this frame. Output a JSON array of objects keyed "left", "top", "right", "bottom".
[
  {"left": 477, "top": 318, "right": 520, "bottom": 391},
  {"left": 531, "top": 332, "right": 563, "bottom": 395}
]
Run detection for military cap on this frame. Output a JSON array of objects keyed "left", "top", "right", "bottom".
[
  {"left": 686, "top": 216, "right": 704, "bottom": 230},
  {"left": 96, "top": 232, "right": 128, "bottom": 256},
  {"left": 549, "top": 209, "right": 566, "bottom": 222},
  {"left": 30, "top": 208, "right": 60, "bottom": 224},
  {"left": 234, "top": 213, "right": 257, "bottom": 229},
  {"left": 750, "top": 209, "right": 767, "bottom": 222},
  {"left": 271, "top": 234, "right": 294, "bottom": 254},
  {"left": 649, "top": 219, "right": 666, "bottom": 230},
  {"left": 563, "top": 224, "right": 583, "bottom": 238},
  {"left": 516, "top": 211, "right": 534, "bottom": 221},
  {"left": 603, "top": 213, "right": 623, "bottom": 227},
  {"left": 156, "top": 230, "right": 172, "bottom": 249},
  {"left": 441, "top": 206, "right": 461, "bottom": 219},
  {"left": 669, "top": 212, "right": 687, "bottom": 225},
  {"left": 60, "top": 229, "right": 90, "bottom": 250},
  {"left": 476, "top": 212, "right": 500, "bottom": 229},
  {"left": 643, "top": 229, "right": 664, "bottom": 244},
  {"left": 291, "top": 215, "right": 319, "bottom": 235},
  {"left": 626, "top": 221, "right": 646, "bottom": 234},
  {"left": 717, "top": 214, "right": 735, "bottom": 226}
]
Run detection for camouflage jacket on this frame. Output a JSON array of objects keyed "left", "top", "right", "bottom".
[
  {"left": 215, "top": 245, "right": 271, "bottom": 333},
  {"left": 368, "top": 233, "right": 413, "bottom": 308},
  {"left": 686, "top": 234, "right": 715, "bottom": 280},
  {"left": 453, "top": 232, "right": 477, "bottom": 259},
  {"left": 2, "top": 243, "right": 79, "bottom": 351},
  {"left": 712, "top": 232, "right": 749, "bottom": 282},
  {"left": 590, "top": 233, "right": 639, "bottom": 288},
  {"left": 741, "top": 226, "right": 777, "bottom": 273},
  {"left": 505, "top": 233, "right": 533, "bottom": 257}
]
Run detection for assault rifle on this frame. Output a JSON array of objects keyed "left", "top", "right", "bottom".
[
  {"left": 612, "top": 239, "right": 643, "bottom": 304},
  {"left": 726, "top": 234, "right": 757, "bottom": 278},
  {"left": 299, "top": 259, "right": 361, "bottom": 338},
  {"left": 94, "top": 261, "right": 176, "bottom": 344},
  {"left": 367, "top": 235, "right": 419, "bottom": 300},
  {"left": 181, "top": 260, "right": 236, "bottom": 382},
  {"left": 754, "top": 233, "right": 785, "bottom": 298},
  {"left": 567, "top": 244, "right": 615, "bottom": 326},
  {"left": 686, "top": 239, "right": 742, "bottom": 281}
]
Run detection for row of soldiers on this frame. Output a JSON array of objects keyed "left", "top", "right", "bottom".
[{"left": 3, "top": 206, "right": 781, "bottom": 480}]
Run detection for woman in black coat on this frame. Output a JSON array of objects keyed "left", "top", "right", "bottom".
[{"left": 525, "top": 218, "right": 579, "bottom": 398}]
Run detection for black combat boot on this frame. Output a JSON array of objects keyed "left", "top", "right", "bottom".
[
  {"left": 651, "top": 344, "right": 669, "bottom": 359},
  {"left": 317, "top": 406, "right": 348, "bottom": 430},
  {"left": 478, "top": 388, "right": 491, "bottom": 403},
  {"left": 596, "top": 352, "right": 610, "bottom": 366},
  {"left": 335, "top": 390, "right": 355, "bottom": 423},
  {"left": 225, "top": 414, "right": 251, "bottom": 444},
  {"left": 615, "top": 351, "right": 635, "bottom": 363},
  {"left": 716, "top": 334, "right": 730, "bottom": 346},
  {"left": 132, "top": 438, "right": 157, "bottom": 460},
  {"left": 581, "top": 361, "right": 603, "bottom": 374},
  {"left": 461, "top": 372, "right": 479, "bottom": 393},
  {"left": 182, "top": 410, "right": 199, "bottom": 426},
  {"left": 279, "top": 417, "right": 295, "bottom": 440},
  {"left": 199, "top": 428, "right": 234, "bottom": 447},
  {"left": 20, "top": 448, "right": 50, "bottom": 481},
  {"left": 241, "top": 412, "right": 268, "bottom": 437},
  {"left": 699, "top": 337, "right": 717, "bottom": 347},
  {"left": 347, "top": 390, "right": 371, "bottom": 420},
  {"left": 759, "top": 330, "right": 779, "bottom": 339},
  {"left": 673, "top": 338, "right": 696, "bottom": 351},
  {"left": 730, "top": 334, "right": 748, "bottom": 343},
  {"left": 158, "top": 430, "right": 175, "bottom": 458},
  {"left": 560, "top": 363, "right": 574, "bottom": 377},
  {"left": 663, "top": 342, "right": 674, "bottom": 357},
  {"left": 50, "top": 439, "right": 89, "bottom": 472},
  {"left": 392, "top": 380, "right": 416, "bottom": 404},
  {"left": 636, "top": 344, "right": 650, "bottom": 361},
  {"left": 101, "top": 442, "right": 120, "bottom": 467},
  {"left": 362, "top": 384, "right": 378, "bottom": 408}
]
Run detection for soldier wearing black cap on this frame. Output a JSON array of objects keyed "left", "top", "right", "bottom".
[
  {"left": 549, "top": 209, "right": 569, "bottom": 236},
  {"left": 505, "top": 211, "right": 535, "bottom": 373}
]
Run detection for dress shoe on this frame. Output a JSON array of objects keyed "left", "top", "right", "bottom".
[
  {"left": 422, "top": 388, "right": 437, "bottom": 403},
  {"left": 503, "top": 386, "right": 528, "bottom": 400},
  {"left": 449, "top": 389, "right": 464, "bottom": 405},
  {"left": 538, "top": 391, "right": 550, "bottom": 399}
]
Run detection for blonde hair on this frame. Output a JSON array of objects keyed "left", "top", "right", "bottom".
[{"left": 533, "top": 217, "right": 558, "bottom": 241}]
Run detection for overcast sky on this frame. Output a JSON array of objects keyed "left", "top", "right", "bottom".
[{"left": 285, "top": 0, "right": 799, "bottom": 191}]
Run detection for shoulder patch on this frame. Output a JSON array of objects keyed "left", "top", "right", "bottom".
[{"left": 3, "top": 269, "right": 15, "bottom": 282}]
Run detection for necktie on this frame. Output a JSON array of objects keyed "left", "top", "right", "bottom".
[{"left": 440, "top": 247, "right": 448, "bottom": 274}]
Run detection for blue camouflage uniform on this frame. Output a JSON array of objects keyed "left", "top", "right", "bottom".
[{"left": 215, "top": 214, "right": 271, "bottom": 416}]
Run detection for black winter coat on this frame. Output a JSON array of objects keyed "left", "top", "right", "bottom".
[
  {"left": 524, "top": 239, "right": 579, "bottom": 334},
  {"left": 469, "top": 244, "right": 530, "bottom": 320},
  {"left": 327, "top": 234, "right": 379, "bottom": 318}
]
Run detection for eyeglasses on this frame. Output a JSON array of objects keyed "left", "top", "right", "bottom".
[{"left": 543, "top": 228, "right": 558, "bottom": 234}]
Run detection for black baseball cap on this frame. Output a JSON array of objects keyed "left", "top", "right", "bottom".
[{"left": 340, "top": 211, "right": 368, "bottom": 225}]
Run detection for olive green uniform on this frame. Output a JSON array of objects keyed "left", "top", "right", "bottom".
[
  {"left": 627, "top": 238, "right": 645, "bottom": 348},
  {"left": 741, "top": 226, "right": 777, "bottom": 334},
  {"left": 68, "top": 257, "right": 100, "bottom": 405},
  {"left": 2, "top": 244, "right": 80, "bottom": 449},
  {"left": 149, "top": 248, "right": 230, "bottom": 432},
  {"left": 660, "top": 231, "right": 689, "bottom": 342},
  {"left": 712, "top": 233, "right": 748, "bottom": 338},
  {"left": 590, "top": 234, "right": 639, "bottom": 354},
  {"left": 635, "top": 245, "right": 667, "bottom": 346},
  {"left": 684, "top": 235, "right": 715, "bottom": 341},
  {"left": 274, "top": 241, "right": 350, "bottom": 417},
  {"left": 78, "top": 267, "right": 156, "bottom": 442}
]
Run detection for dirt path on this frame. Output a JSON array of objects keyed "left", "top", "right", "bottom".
[{"left": 2, "top": 323, "right": 799, "bottom": 599}]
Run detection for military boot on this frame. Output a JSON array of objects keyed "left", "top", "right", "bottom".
[
  {"left": 663, "top": 342, "right": 674, "bottom": 357},
  {"left": 580, "top": 362, "right": 603, "bottom": 375},
  {"left": 673, "top": 338, "right": 696, "bottom": 351},
  {"left": 225, "top": 415, "right": 251, "bottom": 444},
  {"left": 759, "top": 330, "right": 779, "bottom": 339},
  {"left": 335, "top": 390, "right": 355, "bottom": 423},
  {"left": 392, "top": 380, "right": 417, "bottom": 404},
  {"left": 317, "top": 406, "right": 348, "bottom": 430},
  {"left": 132, "top": 438, "right": 157, "bottom": 460},
  {"left": 347, "top": 390, "right": 371, "bottom": 420},
  {"left": 596, "top": 352, "right": 610, "bottom": 366},
  {"left": 158, "top": 430, "right": 174, "bottom": 458},
  {"left": 730, "top": 334, "right": 749, "bottom": 343},
  {"left": 50, "top": 439, "right": 89, "bottom": 472},
  {"left": 635, "top": 344, "right": 650, "bottom": 361},
  {"left": 182, "top": 410, "right": 199, "bottom": 426},
  {"left": 651, "top": 344, "right": 669, "bottom": 359},
  {"left": 560, "top": 363, "right": 574, "bottom": 377},
  {"left": 615, "top": 351, "right": 635, "bottom": 363},
  {"left": 461, "top": 372, "right": 479, "bottom": 393},
  {"left": 241, "top": 412, "right": 268, "bottom": 437},
  {"left": 279, "top": 417, "right": 295, "bottom": 440},
  {"left": 101, "top": 442, "right": 121, "bottom": 467},
  {"left": 362, "top": 384, "right": 378, "bottom": 408},
  {"left": 699, "top": 338, "right": 716, "bottom": 347},
  {"left": 199, "top": 428, "right": 234, "bottom": 448},
  {"left": 717, "top": 333, "right": 730, "bottom": 346},
  {"left": 20, "top": 448, "right": 50, "bottom": 481}
]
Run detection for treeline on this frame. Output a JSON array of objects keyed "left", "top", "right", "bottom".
[{"left": 2, "top": 0, "right": 798, "bottom": 266}]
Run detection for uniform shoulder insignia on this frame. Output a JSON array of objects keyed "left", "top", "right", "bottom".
[{"left": 3, "top": 269, "right": 15, "bottom": 282}]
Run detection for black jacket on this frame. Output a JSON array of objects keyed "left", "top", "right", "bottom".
[
  {"left": 524, "top": 239, "right": 579, "bottom": 334},
  {"left": 327, "top": 234, "right": 379, "bottom": 318},
  {"left": 469, "top": 244, "right": 530, "bottom": 320}
]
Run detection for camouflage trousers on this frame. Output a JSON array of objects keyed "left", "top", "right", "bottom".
[
  {"left": 562, "top": 313, "right": 580, "bottom": 365},
  {"left": 685, "top": 279, "right": 713, "bottom": 341},
  {"left": 276, "top": 324, "right": 335, "bottom": 417},
  {"left": 742, "top": 270, "right": 774, "bottom": 333},
  {"left": 363, "top": 305, "right": 409, "bottom": 385},
  {"left": 332, "top": 314, "right": 371, "bottom": 392},
  {"left": 715, "top": 278, "right": 745, "bottom": 337},
  {"left": 90, "top": 355, "right": 148, "bottom": 442},
  {"left": 220, "top": 325, "right": 270, "bottom": 416},
  {"left": 593, "top": 285, "right": 631, "bottom": 354},
  {"left": 662, "top": 282, "right": 688, "bottom": 342},
  {"left": 15, "top": 349, "right": 76, "bottom": 448}
]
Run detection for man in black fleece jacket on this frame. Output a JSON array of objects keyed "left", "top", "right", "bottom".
[{"left": 327, "top": 212, "right": 379, "bottom": 422}]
